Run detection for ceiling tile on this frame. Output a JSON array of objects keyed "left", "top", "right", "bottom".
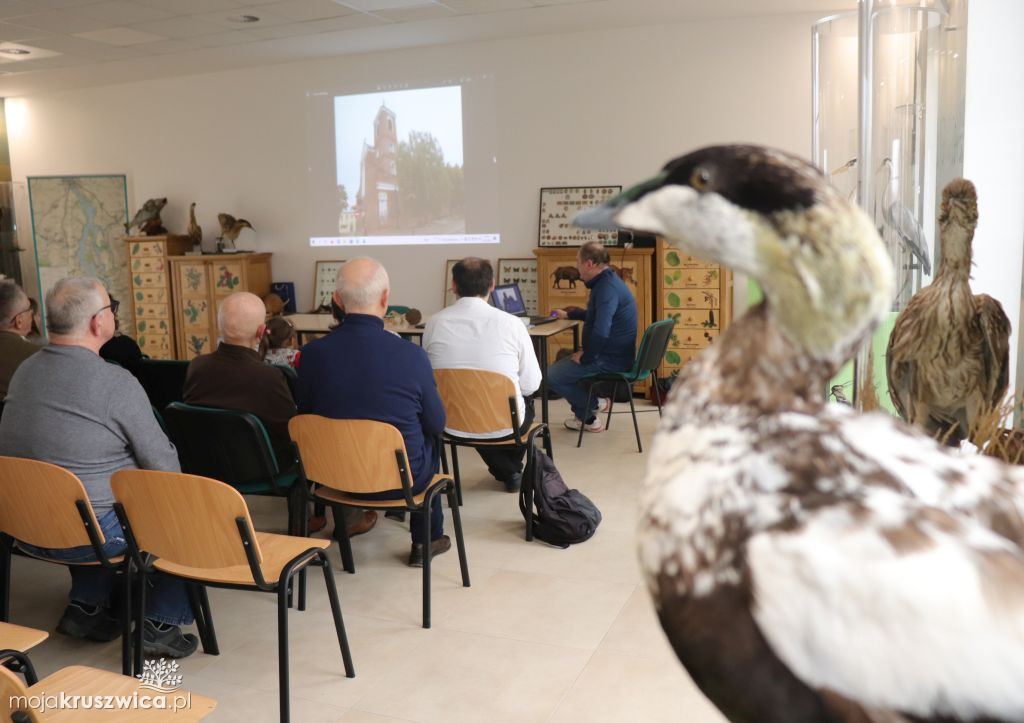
[
  {"left": 75, "top": 26, "right": 167, "bottom": 45},
  {"left": 0, "top": 1, "right": 43, "bottom": 20},
  {"left": 339, "top": 0, "right": 438, "bottom": 11},
  {"left": 130, "top": 15, "right": 228, "bottom": 39},
  {"left": 244, "top": 20, "right": 321, "bottom": 39},
  {"left": 256, "top": 0, "right": 357, "bottom": 22},
  {"left": 0, "top": 20, "right": 43, "bottom": 40},
  {"left": 189, "top": 6, "right": 295, "bottom": 30},
  {"left": 1, "top": 54, "right": 87, "bottom": 71},
  {"left": 439, "top": 0, "right": 532, "bottom": 12},
  {"left": 27, "top": 34, "right": 148, "bottom": 59},
  {"left": 73, "top": 1, "right": 176, "bottom": 25},
  {"left": 132, "top": 0, "right": 245, "bottom": 13},
  {"left": 28, "top": 0, "right": 118, "bottom": 9},
  {"left": 191, "top": 29, "right": 262, "bottom": 47},
  {"left": 130, "top": 36, "right": 207, "bottom": 55},
  {"left": 8, "top": 9, "right": 110, "bottom": 34},
  {"left": 298, "top": 11, "right": 389, "bottom": 31},
  {"left": 371, "top": 4, "right": 455, "bottom": 21}
]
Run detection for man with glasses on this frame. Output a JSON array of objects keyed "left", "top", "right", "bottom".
[
  {"left": 0, "top": 280, "right": 41, "bottom": 398},
  {"left": 0, "top": 277, "right": 198, "bottom": 658}
]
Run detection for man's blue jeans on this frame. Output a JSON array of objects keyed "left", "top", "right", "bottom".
[
  {"left": 547, "top": 357, "right": 623, "bottom": 423},
  {"left": 18, "top": 508, "right": 194, "bottom": 626}
]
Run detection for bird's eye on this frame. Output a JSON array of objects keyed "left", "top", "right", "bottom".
[{"left": 690, "top": 167, "right": 711, "bottom": 190}]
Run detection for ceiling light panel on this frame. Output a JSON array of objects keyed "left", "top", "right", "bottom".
[
  {"left": 0, "top": 41, "right": 61, "bottom": 61},
  {"left": 192, "top": 6, "right": 295, "bottom": 30}
]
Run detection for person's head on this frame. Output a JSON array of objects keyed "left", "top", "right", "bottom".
[
  {"left": 576, "top": 241, "right": 610, "bottom": 282},
  {"left": 217, "top": 291, "right": 267, "bottom": 349},
  {"left": 334, "top": 257, "right": 389, "bottom": 317},
  {"left": 45, "top": 277, "right": 116, "bottom": 352},
  {"left": 0, "top": 281, "right": 33, "bottom": 336},
  {"left": 451, "top": 257, "right": 494, "bottom": 299},
  {"left": 265, "top": 316, "right": 296, "bottom": 350}
]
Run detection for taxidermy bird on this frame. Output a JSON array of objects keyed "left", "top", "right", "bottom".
[
  {"left": 575, "top": 145, "right": 1024, "bottom": 723},
  {"left": 186, "top": 202, "right": 202, "bottom": 248},
  {"left": 217, "top": 213, "right": 253, "bottom": 251},
  {"left": 880, "top": 158, "right": 932, "bottom": 276},
  {"left": 125, "top": 197, "right": 168, "bottom": 236},
  {"left": 886, "top": 179, "right": 1011, "bottom": 447}
]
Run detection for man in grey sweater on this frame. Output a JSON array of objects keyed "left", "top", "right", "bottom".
[{"left": 0, "top": 277, "right": 197, "bottom": 658}]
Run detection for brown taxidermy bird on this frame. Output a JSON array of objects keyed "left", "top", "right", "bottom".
[
  {"left": 187, "top": 203, "right": 202, "bottom": 247},
  {"left": 886, "top": 179, "right": 1011, "bottom": 447},
  {"left": 217, "top": 213, "right": 254, "bottom": 244}
]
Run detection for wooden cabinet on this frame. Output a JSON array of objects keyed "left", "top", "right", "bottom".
[
  {"left": 125, "top": 235, "right": 192, "bottom": 359},
  {"left": 168, "top": 253, "right": 272, "bottom": 359},
  {"left": 656, "top": 238, "right": 733, "bottom": 380},
  {"left": 534, "top": 247, "right": 654, "bottom": 394}
]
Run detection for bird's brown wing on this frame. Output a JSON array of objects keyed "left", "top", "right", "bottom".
[
  {"left": 974, "top": 293, "right": 1011, "bottom": 409},
  {"left": 217, "top": 213, "right": 235, "bottom": 233},
  {"left": 885, "top": 310, "right": 916, "bottom": 422}
]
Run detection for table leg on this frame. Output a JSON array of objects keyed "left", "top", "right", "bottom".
[{"left": 538, "top": 337, "right": 549, "bottom": 431}]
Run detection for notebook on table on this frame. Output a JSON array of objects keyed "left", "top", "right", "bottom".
[{"left": 490, "top": 283, "right": 558, "bottom": 325}]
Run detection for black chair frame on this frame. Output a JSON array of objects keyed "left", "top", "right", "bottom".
[
  {"left": 113, "top": 503, "right": 354, "bottom": 723},
  {"left": 0, "top": 649, "right": 38, "bottom": 686},
  {"left": 295, "top": 444, "right": 469, "bottom": 629}
]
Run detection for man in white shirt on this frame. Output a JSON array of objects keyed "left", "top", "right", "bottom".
[{"left": 424, "top": 258, "right": 542, "bottom": 492}]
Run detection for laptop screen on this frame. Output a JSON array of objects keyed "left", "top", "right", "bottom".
[{"left": 490, "top": 283, "right": 527, "bottom": 315}]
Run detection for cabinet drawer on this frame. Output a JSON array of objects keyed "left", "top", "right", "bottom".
[
  {"left": 182, "top": 332, "right": 213, "bottom": 359},
  {"left": 129, "top": 240, "right": 165, "bottom": 258},
  {"left": 663, "top": 288, "right": 722, "bottom": 310},
  {"left": 213, "top": 263, "right": 243, "bottom": 295},
  {"left": 137, "top": 333, "right": 171, "bottom": 356},
  {"left": 662, "top": 347, "right": 705, "bottom": 369},
  {"left": 177, "top": 263, "right": 208, "bottom": 294},
  {"left": 134, "top": 302, "right": 168, "bottom": 319},
  {"left": 135, "top": 318, "right": 169, "bottom": 336},
  {"left": 663, "top": 267, "right": 722, "bottom": 289},
  {"left": 180, "top": 298, "right": 211, "bottom": 329},
  {"left": 131, "top": 257, "right": 166, "bottom": 273},
  {"left": 132, "top": 272, "right": 166, "bottom": 289},
  {"left": 661, "top": 248, "right": 715, "bottom": 270},
  {"left": 669, "top": 328, "right": 719, "bottom": 350},
  {"left": 665, "top": 308, "right": 721, "bottom": 330},
  {"left": 133, "top": 288, "right": 168, "bottom": 304}
]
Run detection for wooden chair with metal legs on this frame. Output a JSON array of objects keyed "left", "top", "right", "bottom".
[
  {"left": 111, "top": 469, "right": 354, "bottom": 723},
  {"left": 0, "top": 621, "right": 48, "bottom": 686},
  {"left": 0, "top": 455, "right": 169, "bottom": 677},
  {"left": 433, "top": 369, "right": 550, "bottom": 535},
  {"left": 288, "top": 416, "right": 470, "bottom": 629},
  {"left": 1, "top": 654, "right": 217, "bottom": 721}
]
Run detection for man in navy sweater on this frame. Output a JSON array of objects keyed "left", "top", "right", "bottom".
[
  {"left": 550, "top": 241, "right": 638, "bottom": 432},
  {"left": 296, "top": 258, "right": 450, "bottom": 567}
]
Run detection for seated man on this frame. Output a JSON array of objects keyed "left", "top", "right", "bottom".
[
  {"left": 423, "top": 257, "right": 541, "bottom": 492},
  {"left": 296, "top": 257, "right": 449, "bottom": 567},
  {"left": 182, "top": 291, "right": 296, "bottom": 467},
  {"left": 0, "top": 281, "right": 41, "bottom": 398},
  {"left": 0, "top": 277, "right": 197, "bottom": 657},
  {"left": 98, "top": 296, "right": 145, "bottom": 378},
  {"left": 550, "top": 241, "right": 638, "bottom": 432}
]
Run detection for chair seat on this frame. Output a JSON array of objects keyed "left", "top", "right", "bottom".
[
  {"left": 579, "top": 370, "right": 647, "bottom": 384},
  {"left": 153, "top": 532, "right": 329, "bottom": 586},
  {"left": 443, "top": 422, "right": 545, "bottom": 447},
  {"left": 233, "top": 471, "right": 299, "bottom": 495},
  {"left": 0, "top": 621, "right": 48, "bottom": 653},
  {"left": 27, "top": 665, "right": 216, "bottom": 721},
  {"left": 14, "top": 546, "right": 125, "bottom": 567},
  {"left": 312, "top": 474, "right": 452, "bottom": 509}
]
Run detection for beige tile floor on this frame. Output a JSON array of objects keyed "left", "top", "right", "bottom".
[{"left": 7, "top": 399, "right": 727, "bottom": 722}]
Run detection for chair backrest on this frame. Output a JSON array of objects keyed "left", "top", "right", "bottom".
[
  {"left": 136, "top": 359, "right": 190, "bottom": 410},
  {"left": 631, "top": 320, "right": 677, "bottom": 377},
  {"left": 111, "top": 469, "right": 261, "bottom": 568},
  {"left": 433, "top": 369, "right": 518, "bottom": 435},
  {"left": 0, "top": 456, "right": 103, "bottom": 549},
  {"left": 163, "top": 403, "right": 279, "bottom": 487},
  {"left": 288, "top": 416, "right": 408, "bottom": 494},
  {"left": 0, "top": 664, "right": 40, "bottom": 723},
  {"left": 272, "top": 364, "right": 298, "bottom": 400}
]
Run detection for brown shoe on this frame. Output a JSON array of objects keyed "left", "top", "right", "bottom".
[
  {"left": 346, "top": 510, "right": 378, "bottom": 537},
  {"left": 408, "top": 535, "right": 452, "bottom": 567},
  {"left": 307, "top": 515, "right": 327, "bottom": 534}
]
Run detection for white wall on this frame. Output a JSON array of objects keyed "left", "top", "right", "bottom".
[
  {"left": 963, "top": 0, "right": 1024, "bottom": 399},
  {"left": 6, "top": 13, "right": 814, "bottom": 315}
]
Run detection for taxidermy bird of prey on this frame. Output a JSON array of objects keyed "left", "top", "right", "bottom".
[
  {"left": 187, "top": 202, "right": 202, "bottom": 247},
  {"left": 125, "top": 197, "right": 167, "bottom": 235},
  {"left": 575, "top": 145, "right": 1024, "bottom": 723},
  {"left": 217, "top": 213, "right": 253, "bottom": 250},
  {"left": 886, "top": 179, "right": 1011, "bottom": 447}
]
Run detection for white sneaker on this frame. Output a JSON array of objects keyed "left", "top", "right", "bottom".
[
  {"left": 596, "top": 397, "right": 611, "bottom": 414},
  {"left": 564, "top": 416, "right": 605, "bottom": 433}
]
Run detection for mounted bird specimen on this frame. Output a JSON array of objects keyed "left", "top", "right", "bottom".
[
  {"left": 125, "top": 197, "right": 167, "bottom": 236},
  {"left": 887, "top": 179, "right": 1011, "bottom": 447},
  {"left": 186, "top": 202, "right": 202, "bottom": 249},
  {"left": 575, "top": 145, "right": 1024, "bottom": 723},
  {"left": 217, "top": 213, "right": 253, "bottom": 251}
]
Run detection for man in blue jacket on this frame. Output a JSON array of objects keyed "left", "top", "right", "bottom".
[
  {"left": 550, "top": 241, "right": 638, "bottom": 433},
  {"left": 296, "top": 258, "right": 450, "bottom": 567}
]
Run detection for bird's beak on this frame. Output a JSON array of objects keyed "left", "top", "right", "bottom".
[{"left": 572, "top": 170, "right": 669, "bottom": 231}]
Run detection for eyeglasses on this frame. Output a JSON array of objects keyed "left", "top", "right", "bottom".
[
  {"left": 92, "top": 299, "right": 120, "bottom": 319},
  {"left": 7, "top": 305, "right": 31, "bottom": 325}
]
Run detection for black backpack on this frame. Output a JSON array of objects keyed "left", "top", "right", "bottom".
[{"left": 520, "top": 449, "right": 601, "bottom": 547}]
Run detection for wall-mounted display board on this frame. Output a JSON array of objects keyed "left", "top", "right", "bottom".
[
  {"left": 537, "top": 186, "right": 620, "bottom": 247},
  {"left": 313, "top": 260, "right": 345, "bottom": 311},
  {"left": 497, "top": 257, "right": 538, "bottom": 315}
]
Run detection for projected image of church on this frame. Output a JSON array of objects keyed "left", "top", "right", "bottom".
[{"left": 335, "top": 86, "right": 465, "bottom": 238}]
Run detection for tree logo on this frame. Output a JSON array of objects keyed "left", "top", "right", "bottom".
[{"left": 137, "top": 658, "right": 183, "bottom": 693}]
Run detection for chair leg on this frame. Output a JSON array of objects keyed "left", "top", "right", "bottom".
[
  {"left": 606, "top": 381, "right": 619, "bottom": 430},
  {"left": 446, "top": 484, "right": 470, "bottom": 588},
  {"left": 450, "top": 444, "right": 463, "bottom": 506},
  {"left": 523, "top": 455, "right": 535, "bottom": 542},
  {"left": 133, "top": 568, "right": 146, "bottom": 676},
  {"left": 187, "top": 583, "right": 220, "bottom": 656},
  {"left": 543, "top": 425, "right": 553, "bottom": 460},
  {"left": 0, "top": 543, "right": 10, "bottom": 622},
  {"left": 652, "top": 372, "right": 664, "bottom": 417},
  {"left": 421, "top": 502, "right": 432, "bottom": 629},
  {"left": 331, "top": 505, "right": 356, "bottom": 574},
  {"left": 440, "top": 442, "right": 449, "bottom": 474},
  {"left": 277, "top": 579, "right": 292, "bottom": 723},
  {"left": 627, "top": 387, "right": 642, "bottom": 453},
  {"left": 317, "top": 552, "right": 355, "bottom": 679},
  {"left": 578, "top": 385, "right": 596, "bottom": 448},
  {"left": 120, "top": 563, "right": 133, "bottom": 676}
]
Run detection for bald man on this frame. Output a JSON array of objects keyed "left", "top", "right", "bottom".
[{"left": 183, "top": 291, "right": 296, "bottom": 466}]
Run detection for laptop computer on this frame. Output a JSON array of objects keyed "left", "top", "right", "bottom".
[{"left": 490, "top": 283, "right": 558, "bottom": 325}]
